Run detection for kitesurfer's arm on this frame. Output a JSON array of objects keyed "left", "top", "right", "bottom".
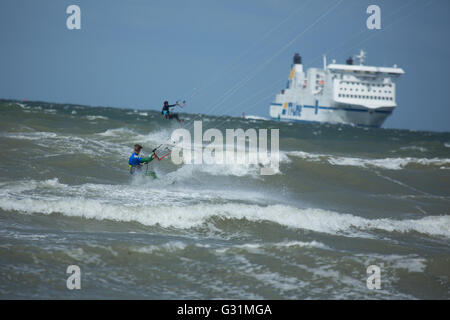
[{"left": 139, "top": 154, "right": 155, "bottom": 163}]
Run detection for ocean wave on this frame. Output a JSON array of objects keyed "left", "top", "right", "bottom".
[
  {"left": 399, "top": 146, "right": 427, "bottom": 152},
  {"left": 286, "top": 151, "right": 450, "bottom": 170},
  {"left": 215, "top": 240, "right": 329, "bottom": 254},
  {"left": 132, "top": 241, "right": 187, "bottom": 254},
  {"left": 1, "top": 131, "right": 58, "bottom": 140},
  {"left": 86, "top": 115, "right": 109, "bottom": 121},
  {"left": 97, "top": 127, "right": 137, "bottom": 137},
  {"left": 1, "top": 196, "right": 448, "bottom": 239},
  {"left": 244, "top": 115, "right": 268, "bottom": 121},
  {"left": 0, "top": 178, "right": 271, "bottom": 208},
  {"left": 1, "top": 130, "right": 129, "bottom": 157}
]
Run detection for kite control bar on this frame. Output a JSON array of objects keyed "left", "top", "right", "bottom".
[
  {"left": 152, "top": 144, "right": 171, "bottom": 161},
  {"left": 175, "top": 100, "right": 186, "bottom": 108}
]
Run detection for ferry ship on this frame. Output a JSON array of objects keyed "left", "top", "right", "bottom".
[{"left": 269, "top": 50, "right": 404, "bottom": 127}]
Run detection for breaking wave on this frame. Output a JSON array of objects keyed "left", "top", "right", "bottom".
[
  {"left": 1, "top": 194, "right": 448, "bottom": 239},
  {"left": 286, "top": 151, "right": 450, "bottom": 170}
]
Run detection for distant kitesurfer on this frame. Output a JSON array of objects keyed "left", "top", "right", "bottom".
[
  {"left": 161, "top": 101, "right": 181, "bottom": 122},
  {"left": 128, "top": 144, "right": 155, "bottom": 175}
]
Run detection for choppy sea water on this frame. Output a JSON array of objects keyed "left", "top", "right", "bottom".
[{"left": 0, "top": 100, "right": 449, "bottom": 299}]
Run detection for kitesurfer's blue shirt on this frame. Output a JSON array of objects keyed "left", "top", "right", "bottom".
[{"left": 128, "top": 152, "right": 142, "bottom": 166}]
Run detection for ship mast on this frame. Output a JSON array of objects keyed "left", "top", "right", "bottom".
[{"left": 356, "top": 50, "right": 366, "bottom": 65}]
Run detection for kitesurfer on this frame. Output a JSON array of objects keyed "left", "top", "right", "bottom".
[
  {"left": 161, "top": 101, "right": 181, "bottom": 122},
  {"left": 128, "top": 144, "right": 155, "bottom": 174}
]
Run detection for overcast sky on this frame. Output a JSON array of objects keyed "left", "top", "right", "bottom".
[{"left": 1, "top": 0, "right": 449, "bottom": 131}]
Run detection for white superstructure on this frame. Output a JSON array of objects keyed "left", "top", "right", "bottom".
[{"left": 269, "top": 50, "right": 404, "bottom": 127}]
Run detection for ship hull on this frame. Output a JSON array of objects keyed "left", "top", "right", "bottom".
[{"left": 270, "top": 103, "right": 394, "bottom": 128}]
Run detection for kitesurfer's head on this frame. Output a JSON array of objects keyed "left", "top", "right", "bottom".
[
  {"left": 164, "top": 101, "right": 169, "bottom": 106},
  {"left": 134, "top": 144, "right": 143, "bottom": 154}
]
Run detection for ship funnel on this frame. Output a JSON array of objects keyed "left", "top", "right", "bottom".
[
  {"left": 293, "top": 53, "right": 302, "bottom": 65},
  {"left": 346, "top": 57, "right": 354, "bottom": 65}
]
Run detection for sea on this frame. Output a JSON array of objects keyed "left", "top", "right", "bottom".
[{"left": 0, "top": 99, "right": 449, "bottom": 299}]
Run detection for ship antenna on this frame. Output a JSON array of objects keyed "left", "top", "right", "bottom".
[{"left": 356, "top": 50, "right": 366, "bottom": 65}]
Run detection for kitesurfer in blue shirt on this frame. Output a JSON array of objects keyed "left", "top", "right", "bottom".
[{"left": 128, "top": 144, "right": 155, "bottom": 174}]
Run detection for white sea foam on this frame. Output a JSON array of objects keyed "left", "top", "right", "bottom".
[
  {"left": 399, "top": 146, "right": 427, "bottom": 152},
  {"left": 16, "top": 103, "right": 27, "bottom": 109},
  {"left": 216, "top": 240, "right": 329, "bottom": 254},
  {"left": 86, "top": 115, "right": 109, "bottom": 121},
  {"left": 354, "top": 254, "right": 427, "bottom": 273},
  {"left": 2, "top": 130, "right": 128, "bottom": 157},
  {"left": 133, "top": 241, "right": 187, "bottom": 254},
  {"left": 41, "top": 178, "right": 68, "bottom": 188},
  {"left": 97, "top": 127, "right": 137, "bottom": 137},
  {"left": 2, "top": 132, "right": 58, "bottom": 140},
  {"left": 286, "top": 151, "right": 450, "bottom": 170},
  {"left": 272, "top": 240, "right": 329, "bottom": 250},
  {"left": 1, "top": 195, "right": 448, "bottom": 239},
  {"left": 244, "top": 115, "right": 268, "bottom": 121}
]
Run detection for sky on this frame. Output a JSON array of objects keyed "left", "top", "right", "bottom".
[{"left": 0, "top": 0, "right": 449, "bottom": 132}]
